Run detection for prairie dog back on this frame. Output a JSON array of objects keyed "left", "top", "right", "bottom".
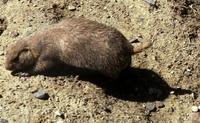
[{"left": 5, "top": 18, "right": 149, "bottom": 78}]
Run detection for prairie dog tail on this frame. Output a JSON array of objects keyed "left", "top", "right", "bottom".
[{"left": 131, "top": 41, "right": 152, "bottom": 54}]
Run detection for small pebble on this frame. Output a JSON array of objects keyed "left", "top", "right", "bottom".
[
  {"left": 33, "top": 89, "right": 49, "bottom": 100},
  {"left": 0, "top": 118, "right": 8, "bottom": 123},
  {"left": 10, "top": 30, "right": 19, "bottom": 38},
  {"left": 145, "top": 102, "right": 156, "bottom": 112},
  {"left": 33, "top": 4, "right": 37, "bottom": 7},
  {"left": 55, "top": 110, "right": 65, "bottom": 119},
  {"left": 155, "top": 101, "right": 165, "bottom": 108},
  {"left": 191, "top": 106, "right": 199, "bottom": 112},
  {"left": 184, "top": 68, "right": 192, "bottom": 77},
  {"left": 145, "top": 0, "right": 156, "bottom": 5},
  {"left": 170, "top": 91, "right": 175, "bottom": 94},
  {"left": 190, "top": 93, "right": 198, "bottom": 100},
  {"left": 55, "top": 96, "right": 60, "bottom": 102},
  {"left": 68, "top": 4, "right": 76, "bottom": 11},
  {"left": 136, "top": 116, "right": 141, "bottom": 120}
]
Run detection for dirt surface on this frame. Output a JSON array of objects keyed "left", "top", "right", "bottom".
[{"left": 0, "top": 0, "right": 200, "bottom": 123}]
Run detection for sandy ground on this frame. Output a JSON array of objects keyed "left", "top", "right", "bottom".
[{"left": 0, "top": 0, "right": 200, "bottom": 123}]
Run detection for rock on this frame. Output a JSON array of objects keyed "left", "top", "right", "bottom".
[
  {"left": 10, "top": 30, "right": 19, "bottom": 38},
  {"left": 184, "top": 68, "right": 192, "bottom": 77},
  {"left": 190, "top": 93, "right": 198, "bottom": 100},
  {"left": 155, "top": 101, "right": 165, "bottom": 108},
  {"left": 0, "top": 118, "right": 8, "bottom": 123},
  {"left": 190, "top": 93, "right": 195, "bottom": 99},
  {"left": 145, "top": 102, "right": 156, "bottom": 112},
  {"left": 170, "top": 91, "right": 175, "bottom": 94},
  {"left": 191, "top": 106, "right": 199, "bottom": 112},
  {"left": 33, "top": 4, "right": 37, "bottom": 7},
  {"left": 33, "top": 89, "right": 49, "bottom": 100},
  {"left": 68, "top": 4, "right": 76, "bottom": 11},
  {"left": 55, "top": 110, "right": 65, "bottom": 119},
  {"left": 145, "top": 0, "right": 156, "bottom": 5}
]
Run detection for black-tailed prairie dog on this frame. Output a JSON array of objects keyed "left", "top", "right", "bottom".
[{"left": 5, "top": 18, "right": 151, "bottom": 79}]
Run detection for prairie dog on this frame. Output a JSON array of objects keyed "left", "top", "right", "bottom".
[{"left": 5, "top": 18, "right": 151, "bottom": 79}]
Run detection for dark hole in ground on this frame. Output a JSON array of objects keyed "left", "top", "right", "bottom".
[{"left": 79, "top": 67, "right": 193, "bottom": 102}]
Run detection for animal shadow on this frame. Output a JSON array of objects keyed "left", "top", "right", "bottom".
[
  {"left": 41, "top": 66, "right": 193, "bottom": 102},
  {"left": 79, "top": 68, "right": 193, "bottom": 102}
]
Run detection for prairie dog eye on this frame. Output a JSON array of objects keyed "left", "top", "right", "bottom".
[
  {"left": 11, "top": 48, "right": 30, "bottom": 63},
  {"left": 18, "top": 49, "right": 34, "bottom": 65},
  {"left": 12, "top": 56, "right": 19, "bottom": 63}
]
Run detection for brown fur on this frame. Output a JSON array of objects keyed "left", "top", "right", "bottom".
[{"left": 5, "top": 18, "right": 150, "bottom": 79}]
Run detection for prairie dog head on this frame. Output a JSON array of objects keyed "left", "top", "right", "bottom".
[{"left": 5, "top": 39, "right": 35, "bottom": 72}]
